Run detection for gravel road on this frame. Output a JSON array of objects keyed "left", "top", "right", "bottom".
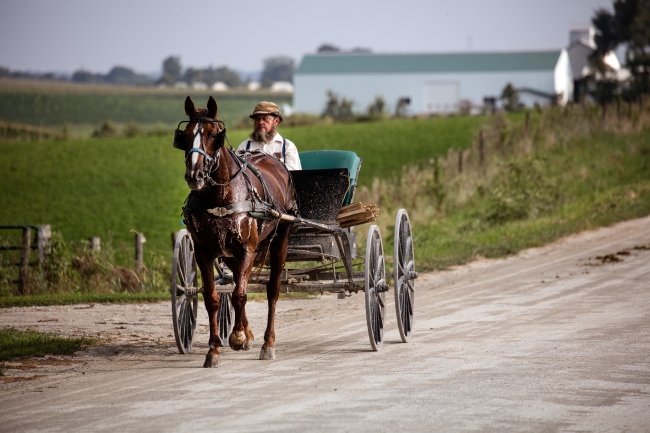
[{"left": 1, "top": 216, "right": 649, "bottom": 432}]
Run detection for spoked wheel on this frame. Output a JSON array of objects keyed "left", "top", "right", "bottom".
[
  {"left": 394, "top": 209, "right": 417, "bottom": 343},
  {"left": 171, "top": 229, "right": 199, "bottom": 354},
  {"left": 217, "top": 294, "right": 234, "bottom": 344},
  {"left": 214, "top": 260, "right": 235, "bottom": 344},
  {"left": 364, "top": 225, "right": 388, "bottom": 351}
]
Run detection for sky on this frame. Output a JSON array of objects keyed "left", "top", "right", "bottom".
[{"left": 0, "top": 0, "right": 613, "bottom": 75}]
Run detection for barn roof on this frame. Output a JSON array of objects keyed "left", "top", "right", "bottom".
[{"left": 295, "top": 51, "right": 562, "bottom": 75}]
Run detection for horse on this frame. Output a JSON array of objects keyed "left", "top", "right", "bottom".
[{"left": 177, "top": 96, "right": 297, "bottom": 367}]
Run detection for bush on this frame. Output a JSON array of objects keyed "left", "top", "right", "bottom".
[
  {"left": 92, "top": 120, "right": 118, "bottom": 138},
  {"left": 322, "top": 90, "right": 354, "bottom": 121},
  {"left": 483, "top": 156, "right": 558, "bottom": 224}
]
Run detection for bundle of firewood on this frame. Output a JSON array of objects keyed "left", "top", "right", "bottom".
[{"left": 337, "top": 202, "right": 380, "bottom": 228}]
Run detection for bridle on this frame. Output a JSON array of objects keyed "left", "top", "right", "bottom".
[{"left": 173, "top": 115, "right": 227, "bottom": 176}]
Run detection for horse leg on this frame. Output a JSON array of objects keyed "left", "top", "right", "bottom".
[
  {"left": 195, "top": 247, "right": 221, "bottom": 368},
  {"left": 225, "top": 252, "right": 255, "bottom": 351},
  {"left": 260, "top": 222, "right": 291, "bottom": 360}
]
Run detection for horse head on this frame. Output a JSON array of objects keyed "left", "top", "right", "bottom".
[{"left": 178, "top": 96, "right": 225, "bottom": 190}]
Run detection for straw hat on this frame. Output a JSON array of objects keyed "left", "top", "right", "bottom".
[{"left": 249, "top": 101, "right": 283, "bottom": 123}]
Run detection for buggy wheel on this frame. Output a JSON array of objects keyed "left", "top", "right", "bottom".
[
  {"left": 214, "top": 261, "right": 235, "bottom": 344},
  {"left": 364, "top": 225, "right": 387, "bottom": 351},
  {"left": 394, "top": 209, "right": 416, "bottom": 343},
  {"left": 218, "top": 293, "right": 234, "bottom": 344},
  {"left": 171, "top": 229, "right": 199, "bottom": 354}
]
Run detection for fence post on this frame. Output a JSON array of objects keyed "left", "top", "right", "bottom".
[
  {"left": 89, "top": 237, "right": 101, "bottom": 251},
  {"left": 135, "top": 232, "right": 146, "bottom": 272},
  {"left": 19, "top": 226, "right": 31, "bottom": 295},
  {"left": 37, "top": 225, "right": 51, "bottom": 266},
  {"left": 524, "top": 111, "right": 530, "bottom": 137},
  {"left": 479, "top": 129, "right": 485, "bottom": 167}
]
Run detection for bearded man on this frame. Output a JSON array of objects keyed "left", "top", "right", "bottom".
[{"left": 237, "top": 101, "right": 302, "bottom": 170}]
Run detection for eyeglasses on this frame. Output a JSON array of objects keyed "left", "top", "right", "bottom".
[{"left": 253, "top": 115, "right": 275, "bottom": 123}]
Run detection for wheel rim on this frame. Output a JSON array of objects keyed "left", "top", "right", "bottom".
[
  {"left": 218, "top": 293, "right": 234, "bottom": 343},
  {"left": 394, "top": 209, "right": 415, "bottom": 343},
  {"left": 364, "top": 225, "right": 386, "bottom": 351},
  {"left": 171, "top": 229, "right": 199, "bottom": 354}
]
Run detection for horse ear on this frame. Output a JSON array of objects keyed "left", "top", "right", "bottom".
[
  {"left": 207, "top": 96, "right": 218, "bottom": 119},
  {"left": 184, "top": 96, "right": 196, "bottom": 116}
]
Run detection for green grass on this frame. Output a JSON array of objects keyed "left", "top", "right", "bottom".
[
  {"left": 234, "top": 116, "right": 485, "bottom": 187},
  {"left": 0, "top": 328, "right": 96, "bottom": 361},
  {"left": 0, "top": 116, "right": 483, "bottom": 262},
  {"left": 0, "top": 136, "right": 186, "bottom": 260},
  {"left": 409, "top": 129, "right": 650, "bottom": 270}
]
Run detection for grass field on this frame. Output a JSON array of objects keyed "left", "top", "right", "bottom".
[
  {"left": 0, "top": 116, "right": 483, "bottom": 267},
  {"left": 0, "top": 79, "right": 291, "bottom": 132},
  {"left": 2, "top": 80, "right": 649, "bottom": 300}
]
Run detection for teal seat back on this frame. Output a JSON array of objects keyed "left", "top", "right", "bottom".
[{"left": 298, "top": 150, "right": 362, "bottom": 206}]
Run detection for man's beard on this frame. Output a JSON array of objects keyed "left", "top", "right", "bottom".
[{"left": 250, "top": 127, "right": 276, "bottom": 144}]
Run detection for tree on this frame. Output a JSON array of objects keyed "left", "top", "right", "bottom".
[
  {"left": 105, "top": 66, "right": 152, "bottom": 86},
  {"left": 317, "top": 44, "right": 340, "bottom": 53},
  {"left": 500, "top": 83, "right": 519, "bottom": 112},
  {"left": 367, "top": 96, "right": 386, "bottom": 116},
  {"left": 182, "top": 68, "right": 203, "bottom": 85},
  {"left": 321, "top": 90, "right": 354, "bottom": 121},
  {"left": 591, "top": 0, "right": 650, "bottom": 102},
  {"left": 161, "top": 56, "right": 182, "bottom": 86},
  {"left": 261, "top": 56, "right": 294, "bottom": 87},
  {"left": 71, "top": 70, "right": 104, "bottom": 84},
  {"left": 206, "top": 66, "right": 241, "bottom": 88}
]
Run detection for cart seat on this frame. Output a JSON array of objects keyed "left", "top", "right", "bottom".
[{"left": 298, "top": 150, "right": 362, "bottom": 206}]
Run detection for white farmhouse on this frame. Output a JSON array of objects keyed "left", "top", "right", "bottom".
[{"left": 294, "top": 50, "right": 573, "bottom": 115}]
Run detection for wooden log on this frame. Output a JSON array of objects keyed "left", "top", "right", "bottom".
[{"left": 338, "top": 209, "right": 376, "bottom": 223}]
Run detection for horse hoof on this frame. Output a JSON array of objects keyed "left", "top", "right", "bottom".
[
  {"left": 243, "top": 339, "right": 254, "bottom": 351},
  {"left": 203, "top": 354, "right": 221, "bottom": 368},
  {"left": 259, "top": 347, "right": 275, "bottom": 360},
  {"left": 229, "top": 331, "right": 246, "bottom": 350}
]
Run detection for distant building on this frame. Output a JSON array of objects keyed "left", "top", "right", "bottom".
[
  {"left": 212, "top": 81, "right": 229, "bottom": 91},
  {"left": 294, "top": 50, "right": 573, "bottom": 115},
  {"left": 248, "top": 81, "right": 261, "bottom": 91},
  {"left": 270, "top": 81, "right": 294, "bottom": 93},
  {"left": 192, "top": 82, "right": 208, "bottom": 90}
]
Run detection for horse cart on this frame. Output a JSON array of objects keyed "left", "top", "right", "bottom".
[
  {"left": 171, "top": 148, "right": 418, "bottom": 355},
  {"left": 171, "top": 150, "right": 417, "bottom": 353}
]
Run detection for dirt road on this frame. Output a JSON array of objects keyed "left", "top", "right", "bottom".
[{"left": 1, "top": 216, "right": 650, "bottom": 432}]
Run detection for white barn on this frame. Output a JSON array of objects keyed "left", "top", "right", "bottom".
[{"left": 294, "top": 50, "right": 573, "bottom": 115}]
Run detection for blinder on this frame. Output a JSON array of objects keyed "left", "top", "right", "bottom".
[{"left": 172, "top": 118, "right": 226, "bottom": 151}]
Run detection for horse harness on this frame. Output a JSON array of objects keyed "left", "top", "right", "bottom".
[{"left": 174, "top": 115, "right": 291, "bottom": 227}]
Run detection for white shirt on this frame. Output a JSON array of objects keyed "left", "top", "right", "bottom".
[{"left": 237, "top": 132, "right": 302, "bottom": 170}]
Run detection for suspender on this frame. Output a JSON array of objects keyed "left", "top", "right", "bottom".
[{"left": 246, "top": 138, "right": 287, "bottom": 161}]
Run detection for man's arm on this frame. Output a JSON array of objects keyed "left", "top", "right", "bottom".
[{"left": 283, "top": 140, "right": 302, "bottom": 170}]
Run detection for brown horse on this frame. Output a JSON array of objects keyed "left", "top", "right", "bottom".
[{"left": 178, "top": 96, "right": 296, "bottom": 367}]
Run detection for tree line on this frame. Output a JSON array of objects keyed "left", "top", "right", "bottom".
[{"left": 0, "top": 55, "right": 295, "bottom": 89}]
